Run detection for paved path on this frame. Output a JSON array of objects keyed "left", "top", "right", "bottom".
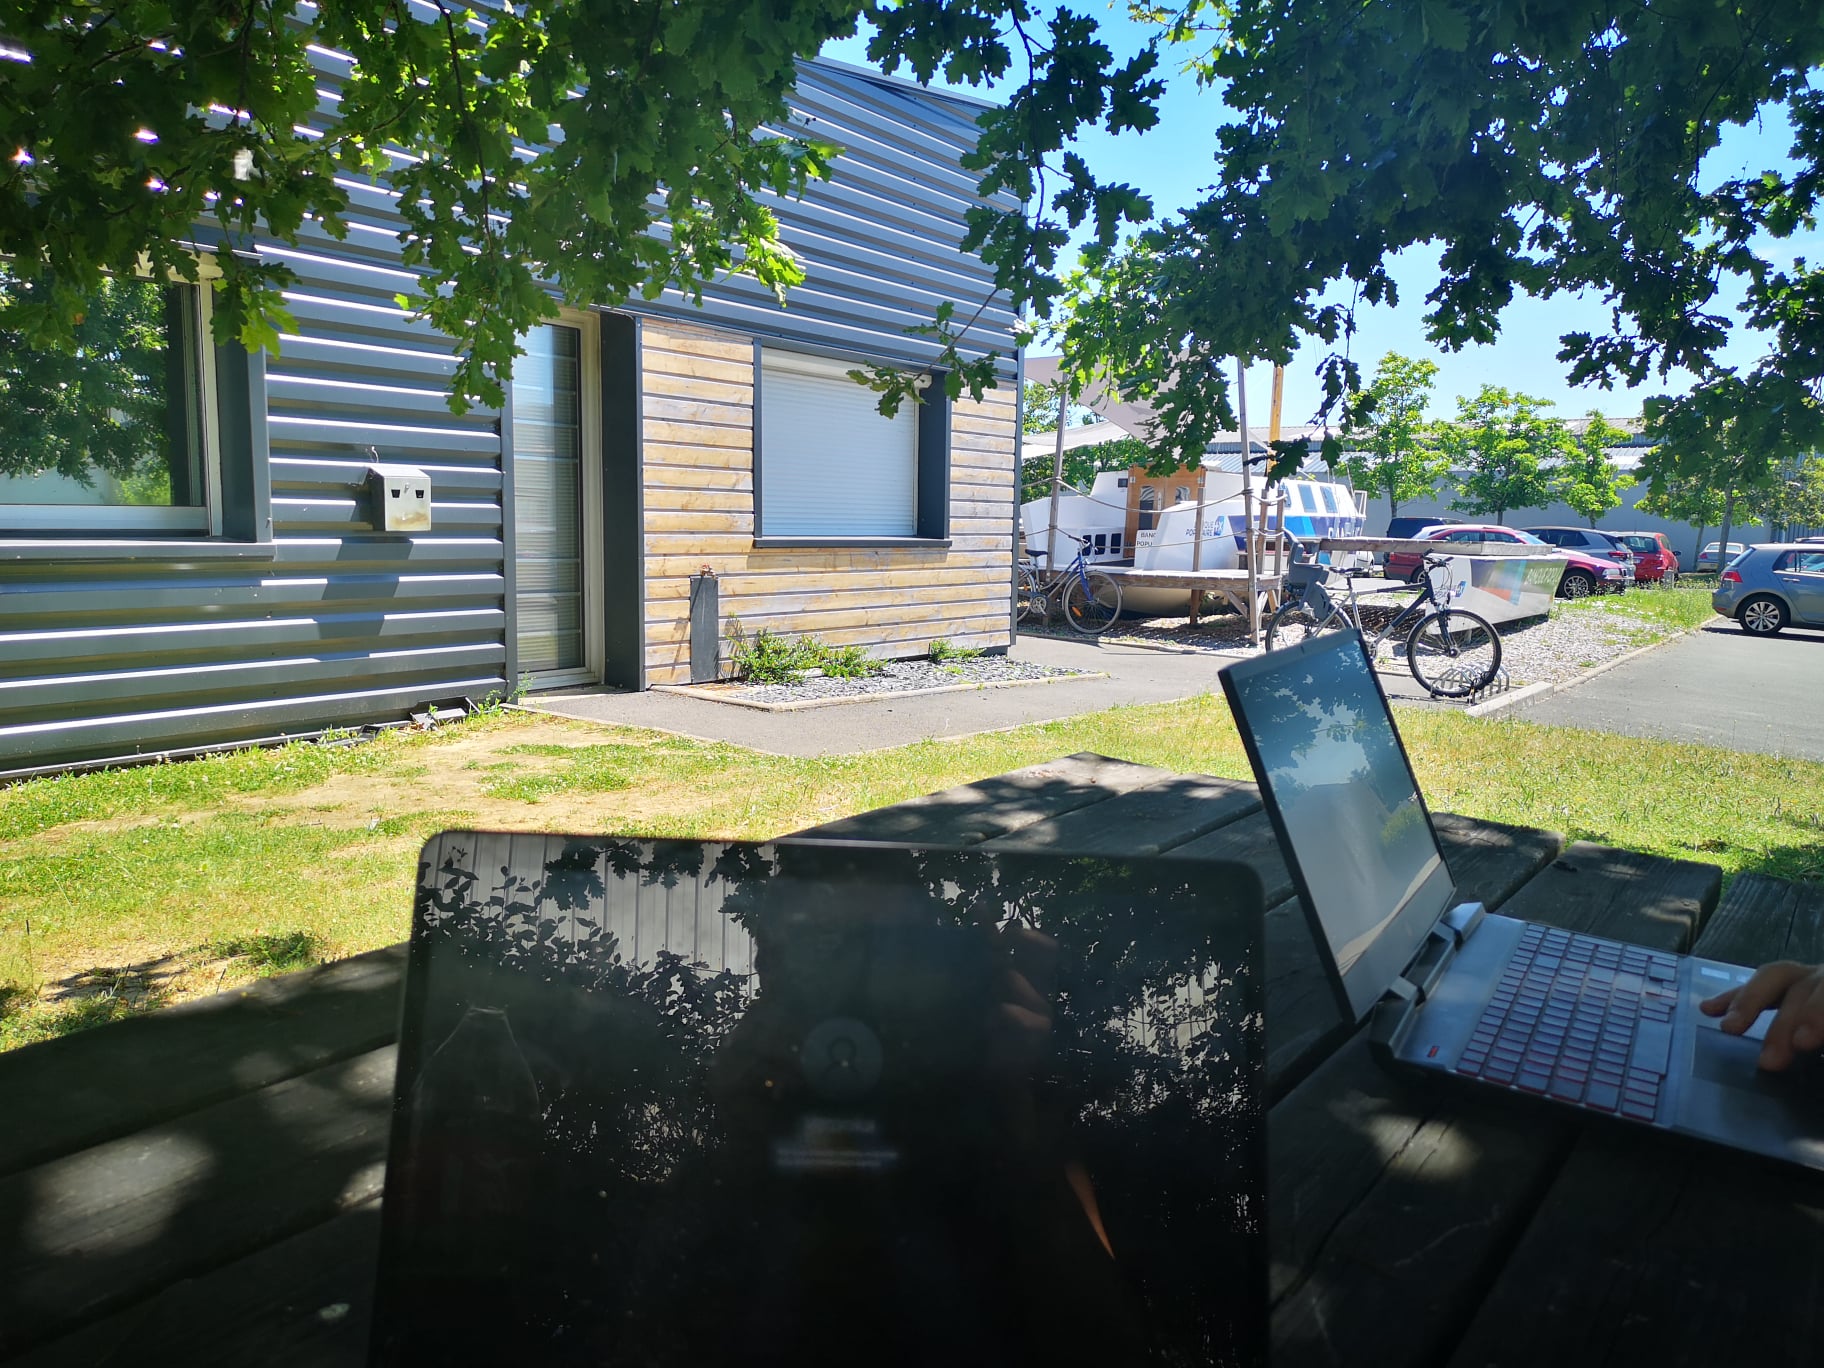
[
  {"left": 524, "top": 634, "right": 1229, "bottom": 756},
  {"left": 1515, "top": 620, "right": 1824, "bottom": 759}
]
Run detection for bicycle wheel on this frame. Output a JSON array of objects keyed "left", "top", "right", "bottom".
[
  {"left": 1062, "top": 569, "right": 1121, "bottom": 634},
  {"left": 1265, "top": 600, "right": 1345, "bottom": 652},
  {"left": 1015, "top": 564, "right": 1049, "bottom": 626},
  {"left": 1406, "top": 609, "right": 1501, "bottom": 698}
]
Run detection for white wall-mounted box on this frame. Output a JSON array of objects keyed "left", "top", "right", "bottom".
[{"left": 367, "top": 464, "right": 432, "bottom": 532}]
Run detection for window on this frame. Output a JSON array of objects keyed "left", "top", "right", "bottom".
[
  {"left": 755, "top": 348, "right": 947, "bottom": 541},
  {"left": 0, "top": 262, "right": 232, "bottom": 534},
  {"left": 1776, "top": 550, "right": 1824, "bottom": 574},
  {"left": 1138, "top": 486, "right": 1159, "bottom": 531},
  {"left": 1319, "top": 485, "right": 1338, "bottom": 514},
  {"left": 1173, "top": 485, "right": 1191, "bottom": 505},
  {"left": 1298, "top": 484, "right": 1317, "bottom": 512}
]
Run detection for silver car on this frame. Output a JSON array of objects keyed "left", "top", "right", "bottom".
[{"left": 1711, "top": 545, "right": 1824, "bottom": 634}]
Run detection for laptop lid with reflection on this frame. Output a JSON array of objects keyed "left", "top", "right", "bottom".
[
  {"left": 370, "top": 834, "right": 1268, "bottom": 1367},
  {"left": 1220, "top": 630, "right": 1457, "bottom": 1021}
]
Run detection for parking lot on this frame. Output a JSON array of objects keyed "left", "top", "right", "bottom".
[{"left": 1515, "top": 619, "right": 1824, "bottom": 760}]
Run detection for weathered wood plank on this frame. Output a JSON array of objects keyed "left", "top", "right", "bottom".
[
  {"left": 788, "top": 752, "right": 1169, "bottom": 846},
  {"left": 1431, "top": 812, "right": 1565, "bottom": 911},
  {"left": 1261, "top": 897, "right": 1348, "bottom": 1097},
  {"left": 9, "top": 1202, "right": 382, "bottom": 1368},
  {"left": 1269, "top": 1032, "right": 1576, "bottom": 1368},
  {"left": 0, "top": 1047, "right": 394, "bottom": 1360},
  {"left": 1442, "top": 1128, "right": 1824, "bottom": 1368},
  {"left": 1168, "top": 810, "right": 1294, "bottom": 904},
  {"left": 1493, "top": 840, "right": 1721, "bottom": 950},
  {"left": 982, "top": 773, "right": 1259, "bottom": 856},
  {"left": 0, "top": 946, "right": 406, "bottom": 1180},
  {"left": 1692, "top": 872, "right": 1824, "bottom": 967},
  {"left": 1264, "top": 847, "right": 1717, "bottom": 1368}
]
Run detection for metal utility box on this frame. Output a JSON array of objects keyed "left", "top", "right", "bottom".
[
  {"left": 367, "top": 464, "right": 433, "bottom": 532},
  {"left": 689, "top": 570, "right": 720, "bottom": 682}
]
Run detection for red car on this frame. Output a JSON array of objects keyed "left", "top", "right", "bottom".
[
  {"left": 1614, "top": 531, "right": 1680, "bottom": 584},
  {"left": 1384, "top": 523, "right": 1630, "bottom": 597}
]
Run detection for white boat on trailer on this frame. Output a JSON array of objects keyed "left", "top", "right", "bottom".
[{"left": 1021, "top": 473, "right": 1368, "bottom": 617}]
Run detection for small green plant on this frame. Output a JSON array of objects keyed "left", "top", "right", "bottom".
[
  {"left": 725, "top": 618, "right": 823, "bottom": 685},
  {"left": 473, "top": 674, "right": 534, "bottom": 716},
  {"left": 928, "top": 638, "right": 983, "bottom": 663},
  {"left": 815, "top": 642, "right": 886, "bottom": 679},
  {"left": 207, "top": 930, "right": 323, "bottom": 974}
]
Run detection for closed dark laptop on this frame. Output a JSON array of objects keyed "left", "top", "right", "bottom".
[
  {"left": 370, "top": 834, "right": 1268, "bottom": 1366},
  {"left": 1220, "top": 629, "right": 1824, "bottom": 1173}
]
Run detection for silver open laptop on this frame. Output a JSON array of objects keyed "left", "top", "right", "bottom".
[{"left": 1219, "top": 629, "right": 1824, "bottom": 1171}]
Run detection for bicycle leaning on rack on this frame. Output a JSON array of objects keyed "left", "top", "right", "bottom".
[
  {"left": 1265, "top": 551, "right": 1503, "bottom": 698},
  {"left": 1016, "top": 532, "right": 1123, "bottom": 635}
]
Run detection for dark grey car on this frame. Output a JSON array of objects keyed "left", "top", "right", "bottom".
[{"left": 1710, "top": 544, "right": 1824, "bottom": 634}]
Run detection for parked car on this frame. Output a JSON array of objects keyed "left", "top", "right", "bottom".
[
  {"left": 1522, "top": 526, "right": 1638, "bottom": 579},
  {"left": 1383, "top": 514, "right": 1464, "bottom": 541},
  {"left": 1695, "top": 541, "right": 1750, "bottom": 572},
  {"left": 1384, "top": 523, "right": 1629, "bottom": 597},
  {"left": 1712, "top": 545, "right": 1824, "bottom": 634},
  {"left": 1614, "top": 530, "right": 1681, "bottom": 584}
]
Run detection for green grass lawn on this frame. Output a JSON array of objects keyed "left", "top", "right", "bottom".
[
  {"left": 1549, "top": 578, "right": 1718, "bottom": 639},
  {"left": 2, "top": 685, "right": 1819, "bottom": 1049}
]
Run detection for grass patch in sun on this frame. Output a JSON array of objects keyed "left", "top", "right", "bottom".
[
  {"left": 4, "top": 686, "right": 1821, "bottom": 1050},
  {"left": 205, "top": 930, "right": 323, "bottom": 974}
]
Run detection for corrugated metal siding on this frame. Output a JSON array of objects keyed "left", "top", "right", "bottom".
[{"left": 0, "top": 54, "right": 1017, "bottom": 774}]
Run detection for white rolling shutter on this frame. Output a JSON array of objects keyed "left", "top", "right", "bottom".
[{"left": 759, "top": 349, "right": 918, "bottom": 537}]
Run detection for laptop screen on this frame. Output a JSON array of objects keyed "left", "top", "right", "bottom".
[
  {"left": 1220, "top": 631, "right": 1455, "bottom": 1022},
  {"left": 372, "top": 835, "right": 1267, "bottom": 1367}
]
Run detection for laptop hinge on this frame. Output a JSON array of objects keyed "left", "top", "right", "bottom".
[
  {"left": 1369, "top": 976, "right": 1421, "bottom": 1059},
  {"left": 1440, "top": 900, "right": 1487, "bottom": 945},
  {"left": 1369, "top": 920, "right": 1464, "bottom": 1062}
]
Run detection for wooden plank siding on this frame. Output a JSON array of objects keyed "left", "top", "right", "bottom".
[
  {"left": 0, "top": 57, "right": 1019, "bottom": 774},
  {"left": 636, "top": 321, "right": 1016, "bottom": 686}
]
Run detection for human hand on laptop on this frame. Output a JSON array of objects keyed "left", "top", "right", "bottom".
[{"left": 1698, "top": 961, "right": 1824, "bottom": 1072}]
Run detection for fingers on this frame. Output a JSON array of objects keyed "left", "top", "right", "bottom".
[
  {"left": 1758, "top": 968, "right": 1824, "bottom": 1073},
  {"left": 1699, "top": 962, "right": 1810, "bottom": 1034}
]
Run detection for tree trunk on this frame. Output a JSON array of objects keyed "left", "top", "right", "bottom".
[{"left": 1715, "top": 490, "right": 1737, "bottom": 576}]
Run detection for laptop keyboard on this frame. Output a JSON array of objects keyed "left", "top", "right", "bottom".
[{"left": 1454, "top": 924, "right": 1679, "bottom": 1121}]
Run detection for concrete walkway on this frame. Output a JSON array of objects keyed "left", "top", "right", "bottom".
[
  {"left": 1514, "top": 621, "right": 1824, "bottom": 760},
  {"left": 522, "top": 627, "right": 1476, "bottom": 756},
  {"left": 523, "top": 634, "right": 1230, "bottom": 756}
]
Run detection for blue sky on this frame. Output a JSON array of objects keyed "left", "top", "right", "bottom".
[{"left": 824, "top": 9, "right": 1821, "bottom": 427}]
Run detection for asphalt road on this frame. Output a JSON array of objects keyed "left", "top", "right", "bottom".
[{"left": 1515, "top": 619, "right": 1824, "bottom": 759}]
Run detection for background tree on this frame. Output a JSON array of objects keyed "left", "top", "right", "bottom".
[
  {"left": 1017, "top": 2, "right": 1824, "bottom": 484},
  {"left": 1554, "top": 411, "right": 1634, "bottom": 527},
  {"left": 1635, "top": 476, "right": 1727, "bottom": 565},
  {"left": 1639, "top": 388, "right": 1777, "bottom": 571},
  {"left": 0, "top": 266, "right": 177, "bottom": 493},
  {"left": 1339, "top": 351, "right": 1445, "bottom": 520},
  {"left": 0, "top": 0, "right": 1161, "bottom": 416},
  {"left": 1018, "top": 434, "right": 1153, "bottom": 504},
  {"left": 1745, "top": 453, "right": 1824, "bottom": 540},
  {"left": 1021, "top": 380, "right": 1098, "bottom": 436},
  {"left": 1437, "top": 387, "right": 1563, "bottom": 525}
]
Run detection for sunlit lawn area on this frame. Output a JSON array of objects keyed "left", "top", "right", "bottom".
[{"left": 3, "top": 682, "right": 1820, "bottom": 1049}]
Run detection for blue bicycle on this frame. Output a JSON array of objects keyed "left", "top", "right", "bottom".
[{"left": 1017, "top": 532, "right": 1122, "bottom": 634}]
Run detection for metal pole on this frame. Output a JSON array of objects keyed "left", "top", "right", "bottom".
[
  {"left": 1188, "top": 464, "right": 1207, "bottom": 626},
  {"left": 1238, "top": 358, "right": 1257, "bottom": 644},
  {"left": 1045, "top": 383, "right": 1068, "bottom": 570}
]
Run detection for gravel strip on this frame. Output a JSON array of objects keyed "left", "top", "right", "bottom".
[
  {"left": 711, "top": 655, "right": 1085, "bottom": 706},
  {"left": 1490, "top": 597, "right": 1689, "bottom": 686},
  {"left": 1027, "top": 588, "right": 1694, "bottom": 688}
]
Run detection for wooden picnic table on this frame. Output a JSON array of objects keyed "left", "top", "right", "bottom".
[{"left": 3, "top": 753, "right": 1822, "bottom": 1367}]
